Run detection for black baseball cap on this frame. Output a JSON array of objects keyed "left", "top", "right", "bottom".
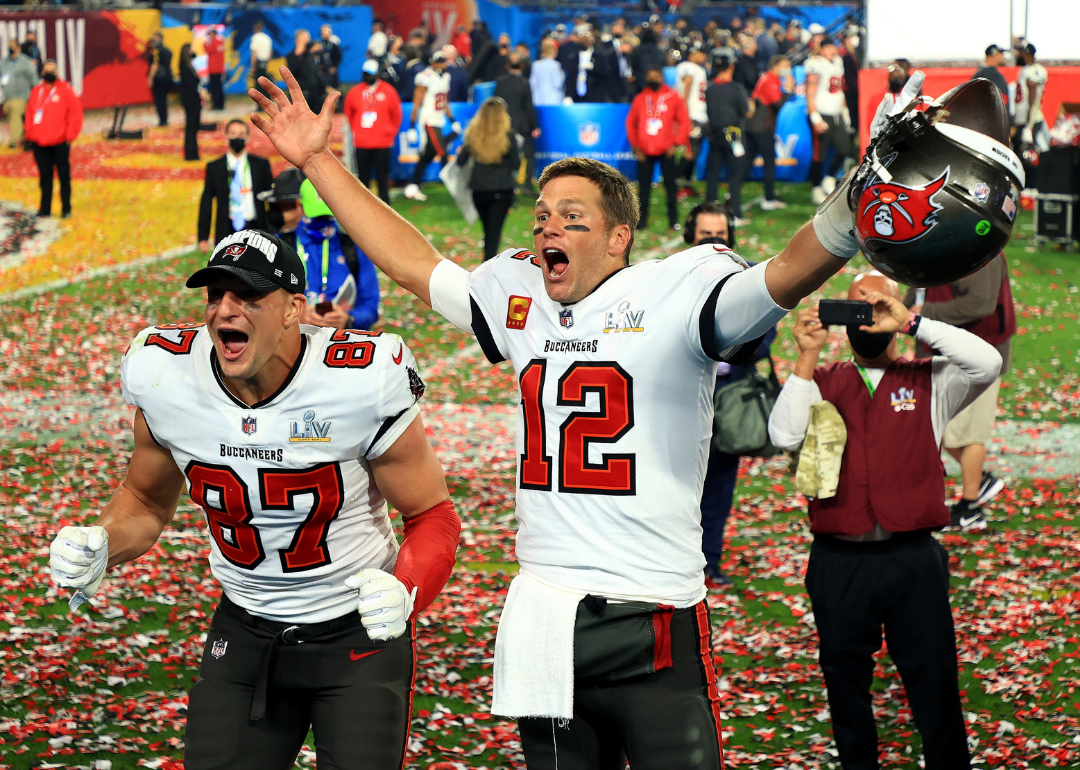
[
  {"left": 986, "top": 44, "right": 1003, "bottom": 56},
  {"left": 257, "top": 168, "right": 305, "bottom": 203},
  {"left": 187, "top": 230, "right": 306, "bottom": 295}
]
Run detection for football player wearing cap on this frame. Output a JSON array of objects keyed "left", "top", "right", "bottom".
[
  {"left": 404, "top": 51, "right": 460, "bottom": 201},
  {"left": 49, "top": 229, "right": 460, "bottom": 770},
  {"left": 249, "top": 65, "right": 1021, "bottom": 770}
]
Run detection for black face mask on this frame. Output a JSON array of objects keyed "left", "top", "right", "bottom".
[
  {"left": 229, "top": 137, "right": 247, "bottom": 154},
  {"left": 696, "top": 235, "right": 729, "bottom": 248},
  {"left": 362, "top": 72, "right": 378, "bottom": 85},
  {"left": 646, "top": 81, "right": 662, "bottom": 91},
  {"left": 42, "top": 72, "right": 57, "bottom": 83},
  {"left": 847, "top": 327, "right": 894, "bottom": 359},
  {"left": 887, "top": 76, "right": 905, "bottom": 94}
]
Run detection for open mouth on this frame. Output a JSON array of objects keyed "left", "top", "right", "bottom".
[
  {"left": 542, "top": 248, "right": 570, "bottom": 280},
  {"left": 218, "top": 329, "right": 249, "bottom": 361}
]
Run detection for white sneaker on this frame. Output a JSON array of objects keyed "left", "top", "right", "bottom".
[
  {"left": 404, "top": 184, "right": 427, "bottom": 201},
  {"left": 760, "top": 199, "right": 788, "bottom": 211},
  {"left": 821, "top": 176, "right": 837, "bottom": 195},
  {"left": 732, "top": 216, "right": 752, "bottom": 227},
  {"left": 811, "top": 185, "right": 827, "bottom": 205}
]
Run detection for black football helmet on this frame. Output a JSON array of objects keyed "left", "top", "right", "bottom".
[{"left": 847, "top": 78, "right": 1024, "bottom": 286}]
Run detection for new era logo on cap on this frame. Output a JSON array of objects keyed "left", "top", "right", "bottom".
[{"left": 187, "top": 229, "right": 306, "bottom": 295}]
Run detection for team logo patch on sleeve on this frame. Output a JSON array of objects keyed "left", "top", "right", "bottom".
[
  {"left": 407, "top": 366, "right": 426, "bottom": 402},
  {"left": 506, "top": 296, "right": 533, "bottom": 330}
]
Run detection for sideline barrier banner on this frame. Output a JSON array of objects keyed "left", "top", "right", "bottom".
[{"left": 390, "top": 100, "right": 814, "bottom": 183}]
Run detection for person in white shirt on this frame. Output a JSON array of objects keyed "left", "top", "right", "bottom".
[
  {"left": 676, "top": 44, "right": 709, "bottom": 197},
  {"left": 249, "top": 22, "right": 274, "bottom": 99},
  {"left": 805, "top": 37, "right": 853, "bottom": 204},
  {"left": 1012, "top": 41, "right": 1048, "bottom": 192},
  {"left": 368, "top": 19, "right": 389, "bottom": 59}
]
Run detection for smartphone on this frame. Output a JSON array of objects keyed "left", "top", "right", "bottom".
[
  {"left": 818, "top": 299, "right": 872, "bottom": 327},
  {"left": 315, "top": 300, "right": 333, "bottom": 315}
]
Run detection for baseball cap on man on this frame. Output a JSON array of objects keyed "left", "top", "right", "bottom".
[
  {"left": 257, "top": 167, "right": 304, "bottom": 203},
  {"left": 362, "top": 59, "right": 380, "bottom": 75},
  {"left": 187, "top": 230, "right": 306, "bottom": 294},
  {"left": 986, "top": 44, "right": 1003, "bottom": 56},
  {"left": 299, "top": 179, "right": 334, "bottom": 219}
]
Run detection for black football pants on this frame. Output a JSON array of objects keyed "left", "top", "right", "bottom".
[
  {"left": 518, "top": 602, "right": 725, "bottom": 770},
  {"left": 806, "top": 534, "right": 971, "bottom": 770},
  {"left": 32, "top": 141, "right": 71, "bottom": 217},
  {"left": 184, "top": 595, "right": 415, "bottom": 770}
]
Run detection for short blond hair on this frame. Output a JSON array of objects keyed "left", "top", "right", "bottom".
[{"left": 538, "top": 158, "right": 640, "bottom": 263}]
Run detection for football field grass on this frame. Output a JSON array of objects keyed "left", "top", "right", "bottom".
[{"left": 0, "top": 181, "right": 1077, "bottom": 769}]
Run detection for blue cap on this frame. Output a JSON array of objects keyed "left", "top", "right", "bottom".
[{"left": 362, "top": 59, "right": 379, "bottom": 75}]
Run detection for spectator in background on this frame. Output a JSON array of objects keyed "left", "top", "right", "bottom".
[
  {"left": 565, "top": 28, "right": 619, "bottom": 103},
  {"left": 457, "top": 97, "right": 520, "bottom": 260},
  {"left": 470, "top": 20, "right": 490, "bottom": 66},
  {"left": 1013, "top": 41, "right": 1047, "bottom": 192},
  {"left": 204, "top": 28, "right": 225, "bottom": 111},
  {"left": 25, "top": 60, "right": 81, "bottom": 219},
  {"left": 556, "top": 25, "right": 585, "bottom": 98},
  {"left": 397, "top": 44, "right": 425, "bottom": 103},
  {"left": 320, "top": 25, "right": 343, "bottom": 90},
  {"left": 705, "top": 55, "right": 752, "bottom": 224},
  {"left": 629, "top": 25, "right": 665, "bottom": 98},
  {"left": 746, "top": 54, "right": 792, "bottom": 211},
  {"left": 529, "top": 39, "right": 564, "bottom": 106},
  {"left": 906, "top": 253, "right": 1014, "bottom": 530},
  {"left": 145, "top": 32, "right": 173, "bottom": 128},
  {"left": 344, "top": 59, "right": 402, "bottom": 206},
  {"left": 805, "top": 37, "right": 852, "bottom": 205},
  {"left": 471, "top": 30, "right": 507, "bottom": 84},
  {"left": 733, "top": 35, "right": 759, "bottom": 93},
  {"left": 1, "top": 40, "right": 37, "bottom": 149},
  {"left": 753, "top": 18, "right": 778, "bottom": 68},
  {"left": 197, "top": 119, "right": 273, "bottom": 251},
  {"left": 368, "top": 19, "right": 389, "bottom": 61},
  {"left": 839, "top": 29, "right": 860, "bottom": 135},
  {"left": 179, "top": 43, "right": 204, "bottom": 161},
  {"left": 495, "top": 53, "right": 539, "bottom": 194},
  {"left": 675, "top": 43, "right": 708, "bottom": 198},
  {"left": 405, "top": 51, "right": 457, "bottom": 202},
  {"left": 452, "top": 24, "right": 472, "bottom": 62},
  {"left": 627, "top": 66, "right": 690, "bottom": 231},
  {"left": 973, "top": 44, "right": 1008, "bottom": 98},
  {"left": 444, "top": 45, "right": 470, "bottom": 102},
  {"left": 249, "top": 22, "right": 273, "bottom": 99},
  {"left": 287, "top": 29, "right": 323, "bottom": 112},
  {"left": 261, "top": 167, "right": 305, "bottom": 247},
  {"left": 21, "top": 31, "right": 42, "bottom": 75},
  {"left": 515, "top": 42, "right": 533, "bottom": 79},
  {"left": 297, "top": 179, "right": 381, "bottom": 331}
]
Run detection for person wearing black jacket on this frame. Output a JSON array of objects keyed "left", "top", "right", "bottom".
[
  {"left": 21, "top": 31, "right": 42, "bottom": 75},
  {"left": 494, "top": 54, "right": 538, "bottom": 193},
  {"left": 197, "top": 120, "right": 273, "bottom": 251},
  {"left": 733, "top": 37, "right": 760, "bottom": 94},
  {"left": 286, "top": 31, "right": 323, "bottom": 112},
  {"left": 628, "top": 26, "right": 664, "bottom": 98},
  {"left": 319, "top": 25, "right": 343, "bottom": 89},
  {"left": 457, "top": 98, "right": 519, "bottom": 260},
  {"left": 704, "top": 55, "right": 753, "bottom": 221},
  {"left": 179, "top": 44, "right": 203, "bottom": 162},
  {"left": 145, "top": 33, "right": 173, "bottom": 128}
]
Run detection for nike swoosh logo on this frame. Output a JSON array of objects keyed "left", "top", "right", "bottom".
[
  {"left": 959, "top": 515, "right": 982, "bottom": 526},
  {"left": 350, "top": 649, "right": 380, "bottom": 661},
  {"left": 392, "top": 344, "right": 403, "bottom": 365}
]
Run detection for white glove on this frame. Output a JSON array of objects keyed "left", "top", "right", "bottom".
[
  {"left": 809, "top": 110, "right": 826, "bottom": 129},
  {"left": 50, "top": 526, "right": 109, "bottom": 598},
  {"left": 450, "top": 121, "right": 463, "bottom": 135},
  {"left": 1021, "top": 126, "right": 1034, "bottom": 144},
  {"left": 344, "top": 568, "right": 416, "bottom": 642},
  {"left": 405, "top": 128, "right": 419, "bottom": 145}
]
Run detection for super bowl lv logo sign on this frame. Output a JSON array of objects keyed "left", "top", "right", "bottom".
[{"left": 857, "top": 169, "right": 949, "bottom": 244}]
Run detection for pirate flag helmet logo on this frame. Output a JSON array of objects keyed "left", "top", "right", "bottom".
[{"left": 856, "top": 169, "right": 949, "bottom": 243}]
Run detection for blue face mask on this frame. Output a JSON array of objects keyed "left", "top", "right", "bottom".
[{"left": 300, "top": 215, "right": 337, "bottom": 241}]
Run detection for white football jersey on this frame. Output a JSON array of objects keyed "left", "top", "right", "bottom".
[
  {"left": 120, "top": 324, "right": 425, "bottom": 624},
  {"left": 805, "top": 54, "right": 846, "bottom": 116},
  {"left": 466, "top": 246, "right": 785, "bottom": 607},
  {"left": 1014, "top": 63, "right": 1048, "bottom": 126},
  {"left": 676, "top": 61, "right": 708, "bottom": 123},
  {"left": 415, "top": 67, "right": 451, "bottom": 128}
]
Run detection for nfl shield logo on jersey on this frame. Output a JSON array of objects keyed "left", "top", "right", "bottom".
[
  {"left": 211, "top": 639, "right": 228, "bottom": 659},
  {"left": 559, "top": 308, "right": 574, "bottom": 328},
  {"left": 579, "top": 122, "right": 600, "bottom": 147},
  {"left": 241, "top": 416, "right": 257, "bottom": 436}
]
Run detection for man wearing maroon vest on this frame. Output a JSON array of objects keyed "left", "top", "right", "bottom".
[
  {"left": 769, "top": 271, "right": 1002, "bottom": 770},
  {"left": 905, "top": 253, "right": 1015, "bottom": 530}
]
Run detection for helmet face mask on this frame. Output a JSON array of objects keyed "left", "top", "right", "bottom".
[{"left": 848, "top": 78, "right": 1023, "bottom": 287}]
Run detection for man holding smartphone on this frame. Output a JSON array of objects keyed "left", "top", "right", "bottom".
[{"left": 768, "top": 271, "right": 1001, "bottom": 770}]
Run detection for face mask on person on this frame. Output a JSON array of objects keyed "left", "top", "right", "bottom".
[
  {"left": 696, "top": 235, "right": 729, "bottom": 248},
  {"left": 887, "top": 75, "right": 906, "bottom": 94},
  {"left": 847, "top": 327, "right": 894, "bottom": 359},
  {"left": 229, "top": 137, "right": 247, "bottom": 154},
  {"left": 362, "top": 72, "right": 378, "bottom": 85},
  {"left": 8, "top": 45, "right": 17, "bottom": 57},
  {"left": 42, "top": 71, "right": 57, "bottom": 83},
  {"left": 646, "top": 79, "right": 662, "bottom": 91}
]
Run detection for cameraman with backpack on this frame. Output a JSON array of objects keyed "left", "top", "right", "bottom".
[{"left": 686, "top": 202, "right": 777, "bottom": 587}]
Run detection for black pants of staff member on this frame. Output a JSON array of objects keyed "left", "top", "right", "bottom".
[
  {"left": 518, "top": 602, "right": 725, "bottom": 770},
  {"left": 32, "top": 141, "right": 71, "bottom": 217},
  {"left": 356, "top": 146, "right": 392, "bottom": 206},
  {"left": 746, "top": 130, "right": 777, "bottom": 201},
  {"left": 636, "top": 152, "right": 678, "bottom": 229},
  {"left": 473, "top": 188, "right": 514, "bottom": 260},
  {"left": 705, "top": 141, "right": 750, "bottom": 219},
  {"left": 252, "top": 61, "right": 269, "bottom": 98},
  {"left": 183, "top": 104, "right": 201, "bottom": 161},
  {"left": 412, "top": 125, "right": 450, "bottom": 185},
  {"left": 806, "top": 533, "right": 971, "bottom": 770},
  {"left": 208, "top": 73, "right": 225, "bottom": 110},
  {"left": 152, "top": 79, "right": 171, "bottom": 126},
  {"left": 700, "top": 444, "right": 739, "bottom": 570}
]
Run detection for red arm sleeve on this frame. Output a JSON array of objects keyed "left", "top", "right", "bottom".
[
  {"left": 625, "top": 96, "right": 641, "bottom": 150},
  {"left": 393, "top": 499, "right": 461, "bottom": 615}
]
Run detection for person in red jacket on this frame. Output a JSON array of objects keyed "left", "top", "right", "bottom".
[
  {"left": 205, "top": 28, "right": 226, "bottom": 111},
  {"left": 25, "top": 60, "right": 82, "bottom": 219},
  {"left": 344, "top": 60, "right": 403, "bottom": 206},
  {"left": 626, "top": 66, "right": 690, "bottom": 231}
]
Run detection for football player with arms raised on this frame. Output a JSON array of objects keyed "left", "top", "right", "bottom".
[
  {"left": 49, "top": 230, "right": 461, "bottom": 770},
  {"left": 247, "top": 67, "right": 1020, "bottom": 768}
]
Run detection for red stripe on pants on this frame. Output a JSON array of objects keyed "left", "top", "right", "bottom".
[
  {"left": 426, "top": 124, "right": 446, "bottom": 156},
  {"left": 694, "top": 601, "right": 726, "bottom": 770}
]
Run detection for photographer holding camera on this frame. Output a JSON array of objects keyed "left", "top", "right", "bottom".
[{"left": 768, "top": 271, "right": 1001, "bottom": 770}]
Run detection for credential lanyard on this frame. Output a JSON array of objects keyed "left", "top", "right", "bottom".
[
  {"left": 855, "top": 363, "right": 876, "bottom": 397},
  {"left": 297, "top": 237, "right": 332, "bottom": 296}
]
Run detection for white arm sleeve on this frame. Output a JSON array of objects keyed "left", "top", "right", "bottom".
[
  {"left": 768, "top": 374, "right": 822, "bottom": 451},
  {"left": 428, "top": 259, "right": 474, "bottom": 333},
  {"left": 921, "top": 318, "right": 1002, "bottom": 442},
  {"left": 713, "top": 259, "right": 789, "bottom": 349}
]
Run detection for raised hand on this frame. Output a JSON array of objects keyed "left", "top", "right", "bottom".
[
  {"left": 248, "top": 66, "right": 340, "bottom": 173},
  {"left": 793, "top": 307, "right": 828, "bottom": 354},
  {"left": 859, "top": 291, "right": 909, "bottom": 334}
]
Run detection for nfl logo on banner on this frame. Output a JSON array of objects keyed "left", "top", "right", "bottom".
[
  {"left": 559, "top": 308, "right": 574, "bottom": 328},
  {"left": 579, "top": 122, "right": 600, "bottom": 147},
  {"left": 242, "top": 416, "right": 257, "bottom": 435},
  {"left": 211, "top": 639, "right": 228, "bottom": 659}
]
